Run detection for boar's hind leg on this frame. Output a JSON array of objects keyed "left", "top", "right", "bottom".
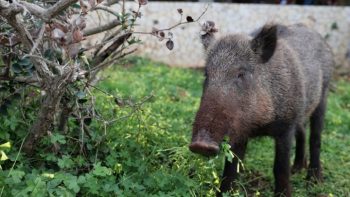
[
  {"left": 307, "top": 95, "right": 327, "bottom": 182},
  {"left": 291, "top": 123, "right": 307, "bottom": 174},
  {"left": 274, "top": 127, "right": 293, "bottom": 197},
  {"left": 218, "top": 140, "right": 248, "bottom": 196}
]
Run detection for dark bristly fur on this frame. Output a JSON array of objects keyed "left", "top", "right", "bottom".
[{"left": 189, "top": 23, "right": 334, "bottom": 197}]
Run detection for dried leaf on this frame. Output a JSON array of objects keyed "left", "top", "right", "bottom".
[
  {"left": 159, "top": 31, "right": 165, "bottom": 38},
  {"left": 73, "top": 29, "right": 84, "bottom": 42},
  {"left": 166, "top": 40, "right": 174, "bottom": 50},
  {"left": 52, "top": 28, "right": 66, "bottom": 40},
  {"left": 201, "top": 20, "right": 218, "bottom": 35},
  {"left": 79, "top": 0, "right": 88, "bottom": 15},
  {"left": 186, "top": 16, "right": 194, "bottom": 22},
  {"left": 138, "top": 0, "right": 148, "bottom": 5},
  {"left": 157, "top": 31, "right": 165, "bottom": 41},
  {"left": 177, "top": 8, "right": 183, "bottom": 15},
  {"left": 0, "top": 35, "right": 9, "bottom": 46}
]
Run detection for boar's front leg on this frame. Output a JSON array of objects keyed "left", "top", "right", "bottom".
[
  {"left": 274, "top": 127, "right": 293, "bottom": 197},
  {"left": 219, "top": 140, "right": 248, "bottom": 195}
]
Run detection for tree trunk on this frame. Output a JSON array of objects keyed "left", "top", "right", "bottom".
[
  {"left": 58, "top": 98, "right": 72, "bottom": 134},
  {"left": 23, "top": 78, "right": 67, "bottom": 155}
]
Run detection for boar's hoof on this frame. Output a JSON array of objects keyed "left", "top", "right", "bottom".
[
  {"left": 306, "top": 168, "right": 323, "bottom": 184},
  {"left": 291, "top": 164, "right": 304, "bottom": 174},
  {"left": 291, "top": 159, "right": 307, "bottom": 174},
  {"left": 189, "top": 141, "right": 219, "bottom": 156}
]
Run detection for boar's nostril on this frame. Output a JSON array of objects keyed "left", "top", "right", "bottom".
[{"left": 189, "top": 141, "right": 220, "bottom": 156}]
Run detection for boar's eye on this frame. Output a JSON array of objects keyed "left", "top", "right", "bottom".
[
  {"left": 235, "top": 71, "right": 246, "bottom": 79},
  {"left": 237, "top": 72, "right": 245, "bottom": 79}
]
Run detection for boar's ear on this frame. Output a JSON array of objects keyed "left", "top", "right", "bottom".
[
  {"left": 251, "top": 24, "right": 277, "bottom": 63},
  {"left": 200, "top": 21, "right": 218, "bottom": 52}
]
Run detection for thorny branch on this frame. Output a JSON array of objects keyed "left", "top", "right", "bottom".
[
  {"left": 91, "top": 48, "right": 137, "bottom": 73},
  {"left": 18, "top": 0, "right": 78, "bottom": 21},
  {"left": 83, "top": 19, "right": 121, "bottom": 37},
  {"left": 133, "top": 4, "right": 209, "bottom": 38},
  {"left": 91, "top": 5, "right": 119, "bottom": 17},
  {"left": 29, "top": 24, "right": 46, "bottom": 55}
]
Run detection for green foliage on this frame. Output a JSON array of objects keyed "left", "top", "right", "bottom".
[
  {"left": 11, "top": 57, "right": 35, "bottom": 76},
  {"left": 0, "top": 57, "right": 349, "bottom": 196}
]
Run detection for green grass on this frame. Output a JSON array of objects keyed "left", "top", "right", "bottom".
[
  {"left": 97, "top": 57, "right": 350, "bottom": 196},
  {"left": 0, "top": 57, "right": 349, "bottom": 196},
  {"left": 94, "top": 57, "right": 221, "bottom": 196}
]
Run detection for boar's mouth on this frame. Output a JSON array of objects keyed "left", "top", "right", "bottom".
[{"left": 189, "top": 129, "right": 220, "bottom": 157}]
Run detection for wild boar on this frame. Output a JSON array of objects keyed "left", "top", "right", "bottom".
[{"left": 189, "top": 22, "right": 334, "bottom": 197}]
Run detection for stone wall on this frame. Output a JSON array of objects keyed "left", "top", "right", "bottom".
[{"left": 87, "top": 2, "right": 350, "bottom": 69}]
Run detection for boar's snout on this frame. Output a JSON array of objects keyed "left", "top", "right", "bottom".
[
  {"left": 189, "top": 129, "right": 220, "bottom": 156},
  {"left": 189, "top": 141, "right": 220, "bottom": 156}
]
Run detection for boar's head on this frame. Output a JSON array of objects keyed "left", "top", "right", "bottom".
[{"left": 189, "top": 24, "right": 277, "bottom": 156}]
